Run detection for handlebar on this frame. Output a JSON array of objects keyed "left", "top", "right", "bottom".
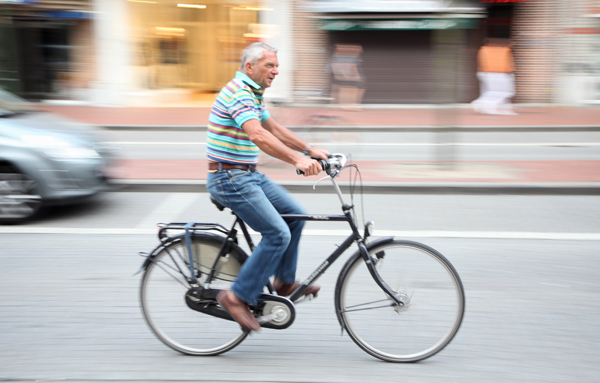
[{"left": 296, "top": 153, "right": 347, "bottom": 178}]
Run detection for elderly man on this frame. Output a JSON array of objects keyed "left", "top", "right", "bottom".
[{"left": 207, "top": 42, "right": 329, "bottom": 331}]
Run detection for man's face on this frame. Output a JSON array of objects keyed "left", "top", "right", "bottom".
[{"left": 248, "top": 50, "right": 279, "bottom": 89}]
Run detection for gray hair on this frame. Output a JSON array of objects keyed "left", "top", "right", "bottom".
[{"left": 240, "top": 42, "right": 278, "bottom": 71}]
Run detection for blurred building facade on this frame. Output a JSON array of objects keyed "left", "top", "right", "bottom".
[
  {"left": 0, "top": 0, "right": 94, "bottom": 101},
  {"left": 302, "top": 0, "right": 600, "bottom": 105},
  {"left": 0, "top": 0, "right": 599, "bottom": 106},
  {"left": 302, "top": 0, "right": 486, "bottom": 104}
]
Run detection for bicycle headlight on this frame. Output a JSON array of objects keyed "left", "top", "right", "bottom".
[{"left": 364, "top": 220, "right": 375, "bottom": 238}]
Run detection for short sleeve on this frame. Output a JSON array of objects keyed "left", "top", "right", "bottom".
[
  {"left": 261, "top": 107, "right": 271, "bottom": 122},
  {"left": 229, "top": 89, "right": 261, "bottom": 127}
]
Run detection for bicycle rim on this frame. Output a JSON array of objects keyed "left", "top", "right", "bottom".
[
  {"left": 337, "top": 240, "right": 465, "bottom": 362},
  {"left": 140, "top": 234, "right": 248, "bottom": 355}
]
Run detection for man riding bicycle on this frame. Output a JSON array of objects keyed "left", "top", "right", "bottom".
[{"left": 206, "top": 42, "right": 329, "bottom": 331}]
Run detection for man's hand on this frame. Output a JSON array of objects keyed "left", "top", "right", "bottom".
[
  {"left": 307, "top": 146, "right": 330, "bottom": 161},
  {"left": 295, "top": 146, "right": 330, "bottom": 176},
  {"left": 295, "top": 157, "right": 322, "bottom": 177}
]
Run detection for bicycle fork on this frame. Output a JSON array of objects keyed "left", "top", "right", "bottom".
[{"left": 357, "top": 242, "right": 405, "bottom": 308}]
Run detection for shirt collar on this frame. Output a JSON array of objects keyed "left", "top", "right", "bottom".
[{"left": 235, "top": 71, "right": 261, "bottom": 90}]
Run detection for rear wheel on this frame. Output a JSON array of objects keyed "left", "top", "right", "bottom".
[
  {"left": 140, "top": 233, "right": 249, "bottom": 355},
  {"left": 0, "top": 166, "right": 43, "bottom": 224},
  {"left": 335, "top": 240, "right": 465, "bottom": 362}
]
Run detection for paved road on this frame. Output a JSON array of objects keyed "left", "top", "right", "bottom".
[{"left": 1, "top": 192, "right": 599, "bottom": 382}]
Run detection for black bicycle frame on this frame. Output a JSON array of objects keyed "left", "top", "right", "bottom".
[{"left": 203, "top": 207, "right": 403, "bottom": 306}]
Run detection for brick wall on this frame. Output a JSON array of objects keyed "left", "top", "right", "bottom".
[
  {"left": 69, "top": 19, "right": 95, "bottom": 90},
  {"left": 512, "top": 0, "right": 561, "bottom": 103},
  {"left": 291, "top": 0, "right": 330, "bottom": 102}
]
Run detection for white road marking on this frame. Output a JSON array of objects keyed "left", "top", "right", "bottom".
[
  {"left": 539, "top": 283, "right": 571, "bottom": 287},
  {"left": 108, "top": 142, "right": 600, "bottom": 147},
  {"left": 1, "top": 227, "right": 599, "bottom": 240},
  {"left": 111, "top": 142, "right": 206, "bottom": 145},
  {"left": 135, "top": 193, "right": 199, "bottom": 229}
]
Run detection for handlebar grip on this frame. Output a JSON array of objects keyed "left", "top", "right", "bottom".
[{"left": 296, "top": 158, "right": 328, "bottom": 176}]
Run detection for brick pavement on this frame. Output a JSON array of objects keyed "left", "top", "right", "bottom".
[
  {"left": 111, "top": 158, "right": 600, "bottom": 185},
  {"left": 36, "top": 104, "right": 600, "bottom": 128}
]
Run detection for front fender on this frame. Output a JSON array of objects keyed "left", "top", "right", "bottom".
[
  {"left": 333, "top": 236, "right": 395, "bottom": 330},
  {"left": 343, "top": 236, "right": 395, "bottom": 270}
]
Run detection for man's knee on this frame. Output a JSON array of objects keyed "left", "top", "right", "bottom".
[{"left": 267, "top": 226, "right": 292, "bottom": 249}]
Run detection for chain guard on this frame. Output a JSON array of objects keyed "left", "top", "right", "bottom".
[{"left": 185, "top": 287, "right": 296, "bottom": 330}]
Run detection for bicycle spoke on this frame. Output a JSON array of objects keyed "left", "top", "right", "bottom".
[
  {"left": 341, "top": 302, "right": 397, "bottom": 313},
  {"left": 151, "top": 257, "right": 190, "bottom": 289},
  {"left": 345, "top": 297, "right": 394, "bottom": 310},
  {"left": 165, "top": 246, "right": 191, "bottom": 275}
]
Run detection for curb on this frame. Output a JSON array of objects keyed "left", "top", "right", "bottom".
[{"left": 108, "top": 180, "right": 600, "bottom": 195}]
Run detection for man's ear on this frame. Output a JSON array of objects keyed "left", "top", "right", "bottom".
[{"left": 244, "top": 61, "right": 254, "bottom": 75}]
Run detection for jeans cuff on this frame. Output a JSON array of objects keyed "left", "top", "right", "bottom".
[{"left": 230, "top": 285, "right": 257, "bottom": 306}]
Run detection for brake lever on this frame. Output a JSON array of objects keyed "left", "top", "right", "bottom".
[{"left": 312, "top": 175, "right": 332, "bottom": 190}]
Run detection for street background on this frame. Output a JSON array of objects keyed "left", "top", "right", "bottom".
[
  {"left": 1, "top": 102, "right": 600, "bottom": 382},
  {"left": 2, "top": 0, "right": 600, "bottom": 381}
]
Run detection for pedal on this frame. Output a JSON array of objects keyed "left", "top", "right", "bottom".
[
  {"left": 293, "top": 292, "right": 317, "bottom": 305},
  {"left": 256, "top": 312, "right": 280, "bottom": 324}
]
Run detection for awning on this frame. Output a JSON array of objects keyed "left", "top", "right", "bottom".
[
  {"left": 307, "top": 0, "right": 485, "bottom": 13},
  {"left": 6, "top": 10, "right": 92, "bottom": 19},
  {"left": 0, "top": 0, "right": 36, "bottom": 4},
  {"left": 320, "top": 18, "right": 479, "bottom": 31}
]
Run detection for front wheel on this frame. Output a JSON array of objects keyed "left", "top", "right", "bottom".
[
  {"left": 0, "top": 170, "right": 43, "bottom": 224},
  {"left": 335, "top": 239, "right": 465, "bottom": 362},
  {"left": 140, "top": 233, "right": 249, "bottom": 355}
]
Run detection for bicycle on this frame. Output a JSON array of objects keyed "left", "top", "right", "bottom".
[{"left": 137, "top": 154, "right": 465, "bottom": 362}]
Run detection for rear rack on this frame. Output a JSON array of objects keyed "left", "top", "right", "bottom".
[{"left": 157, "top": 222, "right": 230, "bottom": 241}]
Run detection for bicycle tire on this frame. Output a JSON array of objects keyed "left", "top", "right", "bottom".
[
  {"left": 140, "top": 232, "right": 249, "bottom": 355},
  {"left": 335, "top": 239, "right": 465, "bottom": 362}
]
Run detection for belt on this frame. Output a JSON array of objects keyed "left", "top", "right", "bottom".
[{"left": 208, "top": 162, "right": 257, "bottom": 172}]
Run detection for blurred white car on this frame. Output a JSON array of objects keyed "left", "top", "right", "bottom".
[{"left": 0, "top": 89, "right": 116, "bottom": 223}]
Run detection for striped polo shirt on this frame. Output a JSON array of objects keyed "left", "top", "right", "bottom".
[{"left": 206, "top": 71, "right": 271, "bottom": 164}]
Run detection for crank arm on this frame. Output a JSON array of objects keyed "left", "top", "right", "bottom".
[{"left": 291, "top": 293, "right": 317, "bottom": 305}]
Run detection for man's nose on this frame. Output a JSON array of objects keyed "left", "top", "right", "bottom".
[{"left": 273, "top": 67, "right": 279, "bottom": 75}]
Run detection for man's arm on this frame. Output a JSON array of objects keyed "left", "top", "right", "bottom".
[
  {"left": 241, "top": 118, "right": 324, "bottom": 176},
  {"left": 261, "top": 117, "right": 329, "bottom": 160}
]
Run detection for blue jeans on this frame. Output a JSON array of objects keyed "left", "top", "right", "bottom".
[{"left": 206, "top": 169, "right": 306, "bottom": 305}]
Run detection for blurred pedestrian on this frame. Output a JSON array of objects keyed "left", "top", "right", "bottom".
[
  {"left": 206, "top": 42, "right": 329, "bottom": 331},
  {"left": 329, "top": 44, "right": 366, "bottom": 110},
  {"left": 471, "top": 38, "right": 517, "bottom": 115}
]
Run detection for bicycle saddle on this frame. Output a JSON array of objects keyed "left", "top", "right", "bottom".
[{"left": 210, "top": 197, "right": 226, "bottom": 211}]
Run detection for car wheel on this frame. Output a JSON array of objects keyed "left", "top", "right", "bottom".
[{"left": 0, "top": 168, "right": 43, "bottom": 224}]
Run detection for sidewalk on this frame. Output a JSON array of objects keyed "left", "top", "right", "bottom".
[
  {"left": 37, "top": 103, "right": 600, "bottom": 129},
  {"left": 38, "top": 104, "right": 600, "bottom": 194}
]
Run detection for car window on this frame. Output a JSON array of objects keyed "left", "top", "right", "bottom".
[{"left": 0, "top": 88, "right": 37, "bottom": 115}]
